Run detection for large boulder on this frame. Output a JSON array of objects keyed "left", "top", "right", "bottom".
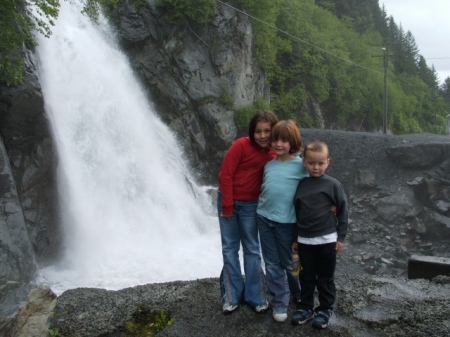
[
  {"left": 42, "top": 274, "right": 450, "bottom": 337},
  {"left": 385, "top": 142, "right": 450, "bottom": 168}
]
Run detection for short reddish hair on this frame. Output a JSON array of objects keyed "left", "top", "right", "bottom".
[{"left": 271, "top": 120, "right": 302, "bottom": 153}]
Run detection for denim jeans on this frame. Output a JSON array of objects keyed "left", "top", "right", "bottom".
[
  {"left": 218, "top": 192, "right": 267, "bottom": 308},
  {"left": 257, "top": 214, "right": 300, "bottom": 311},
  {"left": 297, "top": 242, "right": 336, "bottom": 312}
]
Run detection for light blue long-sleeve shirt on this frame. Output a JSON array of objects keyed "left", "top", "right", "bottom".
[{"left": 257, "top": 156, "right": 308, "bottom": 223}]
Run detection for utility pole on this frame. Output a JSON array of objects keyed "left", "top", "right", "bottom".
[{"left": 382, "top": 47, "right": 388, "bottom": 134}]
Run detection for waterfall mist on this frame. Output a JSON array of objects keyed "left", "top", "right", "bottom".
[{"left": 35, "top": 3, "right": 222, "bottom": 294}]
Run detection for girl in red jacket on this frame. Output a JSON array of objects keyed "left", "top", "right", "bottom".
[{"left": 218, "top": 110, "right": 278, "bottom": 314}]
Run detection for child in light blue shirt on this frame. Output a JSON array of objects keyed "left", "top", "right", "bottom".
[{"left": 256, "top": 119, "right": 308, "bottom": 323}]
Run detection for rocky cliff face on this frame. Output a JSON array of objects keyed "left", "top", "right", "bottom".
[
  {"left": 0, "top": 50, "right": 60, "bottom": 283},
  {"left": 113, "top": 1, "right": 267, "bottom": 183}
]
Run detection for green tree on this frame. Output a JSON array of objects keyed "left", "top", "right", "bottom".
[
  {"left": 0, "top": 0, "right": 125, "bottom": 86},
  {"left": 418, "top": 56, "right": 439, "bottom": 90},
  {"left": 395, "top": 29, "right": 419, "bottom": 75},
  {"left": 316, "top": 0, "right": 378, "bottom": 34},
  {"left": 0, "top": 0, "right": 267, "bottom": 86},
  {"left": 0, "top": 0, "right": 59, "bottom": 85},
  {"left": 441, "top": 77, "right": 450, "bottom": 104},
  {"left": 157, "top": 0, "right": 215, "bottom": 24},
  {"left": 229, "top": 0, "right": 282, "bottom": 74}
]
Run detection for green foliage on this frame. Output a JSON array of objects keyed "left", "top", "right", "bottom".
[
  {"left": 81, "top": 0, "right": 120, "bottom": 22},
  {"left": 157, "top": 0, "right": 215, "bottom": 24},
  {"left": 0, "top": 0, "right": 126, "bottom": 86},
  {"left": 229, "top": 0, "right": 447, "bottom": 134},
  {"left": 2, "top": 0, "right": 447, "bottom": 134},
  {"left": 219, "top": 85, "right": 234, "bottom": 109},
  {"left": 197, "top": 88, "right": 234, "bottom": 110},
  {"left": 48, "top": 327, "right": 60, "bottom": 337},
  {"left": 229, "top": 0, "right": 282, "bottom": 74},
  {"left": 235, "top": 99, "right": 270, "bottom": 132},
  {"left": 198, "top": 95, "right": 218, "bottom": 105},
  {"left": 1, "top": 0, "right": 59, "bottom": 85},
  {"left": 271, "top": 86, "right": 308, "bottom": 120},
  {"left": 123, "top": 306, "right": 174, "bottom": 337},
  {"left": 441, "top": 77, "right": 450, "bottom": 104}
]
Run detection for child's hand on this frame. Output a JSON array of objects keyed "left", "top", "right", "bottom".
[
  {"left": 291, "top": 242, "right": 298, "bottom": 253},
  {"left": 336, "top": 241, "right": 344, "bottom": 252},
  {"left": 330, "top": 206, "right": 337, "bottom": 213},
  {"left": 220, "top": 212, "right": 233, "bottom": 220}
]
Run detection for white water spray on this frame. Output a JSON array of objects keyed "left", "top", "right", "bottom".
[{"left": 35, "top": 3, "right": 222, "bottom": 294}]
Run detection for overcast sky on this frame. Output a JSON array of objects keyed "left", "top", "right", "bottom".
[{"left": 381, "top": 1, "right": 450, "bottom": 84}]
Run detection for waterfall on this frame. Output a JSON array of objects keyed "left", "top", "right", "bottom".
[{"left": 35, "top": 3, "right": 222, "bottom": 294}]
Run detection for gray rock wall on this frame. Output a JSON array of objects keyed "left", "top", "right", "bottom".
[
  {"left": 0, "top": 50, "right": 57, "bottom": 283},
  {"left": 0, "top": 140, "right": 35, "bottom": 282},
  {"left": 112, "top": 1, "right": 268, "bottom": 183}
]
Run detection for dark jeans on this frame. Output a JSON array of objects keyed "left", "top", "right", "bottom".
[
  {"left": 297, "top": 242, "right": 336, "bottom": 312},
  {"left": 257, "top": 215, "right": 301, "bottom": 310}
]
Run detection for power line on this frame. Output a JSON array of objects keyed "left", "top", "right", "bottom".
[{"left": 216, "top": 0, "right": 383, "bottom": 75}]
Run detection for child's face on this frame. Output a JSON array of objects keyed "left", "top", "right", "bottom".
[
  {"left": 271, "top": 138, "right": 291, "bottom": 160},
  {"left": 303, "top": 150, "right": 330, "bottom": 177},
  {"left": 254, "top": 121, "right": 272, "bottom": 149}
]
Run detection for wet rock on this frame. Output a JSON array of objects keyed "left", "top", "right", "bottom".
[
  {"left": 430, "top": 211, "right": 450, "bottom": 228},
  {"left": 385, "top": 143, "right": 450, "bottom": 168},
  {"left": 355, "top": 169, "right": 377, "bottom": 188},
  {"left": 0, "top": 141, "right": 36, "bottom": 282},
  {"left": 408, "top": 255, "right": 450, "bottom": 280},
  {"left": 11, "top": 285, "right": 57, "bottom": 337},
  {"left": 410, "top": 217, "right": 427, "bottom": 234},
  {"left": 0, "top": 282, "right": 35, "bottom": 335},
  {"left": 435, "top": 200, "right": 450, "bottom": 214},
  {"left": 375, "top": 186, "right": 423, "bottom": 221}
]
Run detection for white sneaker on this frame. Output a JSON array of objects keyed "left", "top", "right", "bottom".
[
  {"left": 223, "top": 303, "right": 238, "bottom": 313},
  {"left": 273, "top": 312, "right": 288, "bottom": 322},
  {"left": 254, "top": 301, "right": 269, "bottom": 313}
]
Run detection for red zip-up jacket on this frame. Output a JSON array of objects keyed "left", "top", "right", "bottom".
[{"left": 218, "top": 137, "right": 275, "bottom": 214}]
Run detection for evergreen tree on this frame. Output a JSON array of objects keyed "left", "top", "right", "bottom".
[
  {"left": 418, "top": 57, "right": 439, "bottom": 90},
  {"left": 402, "top": 31, "right": 420, "bottom": 74},
  {"left": 441, "top": 77, "right": 450, "bottom": 103}
]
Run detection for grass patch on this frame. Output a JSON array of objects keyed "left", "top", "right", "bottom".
[{"left": 123, "top": 305, "right": 174, "bottom": 337}]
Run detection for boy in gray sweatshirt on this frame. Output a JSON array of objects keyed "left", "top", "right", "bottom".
[{"left": 291, "top": 140, "right": 348, "bottom": 329}]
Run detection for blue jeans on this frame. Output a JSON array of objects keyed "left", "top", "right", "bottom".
[
  {"left": 257, "top": 214, "right": 300, "bottom": 310},
  {"left": 218, "top": 192, "right": 267, "bottom": 308}
]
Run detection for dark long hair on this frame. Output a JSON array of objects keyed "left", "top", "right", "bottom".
[{"left": 248, "top": 110, "right": 278, "bottom": 145}]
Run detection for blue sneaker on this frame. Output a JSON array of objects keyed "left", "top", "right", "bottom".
[
  {"left": 312, "top": 309, "right": 332, "bottom": 329},
  {"left": 291, "top": 309, "right": 314, "bottom": 325}
]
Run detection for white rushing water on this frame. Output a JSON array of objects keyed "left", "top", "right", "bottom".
[{"left": 35, "top": 3, "right": 222, "bottom": 294}]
